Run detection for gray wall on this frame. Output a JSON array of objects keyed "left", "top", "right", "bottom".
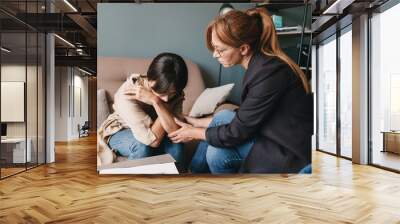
[{"left": 98, "top": 3, "right": 256, "bottom": 104}]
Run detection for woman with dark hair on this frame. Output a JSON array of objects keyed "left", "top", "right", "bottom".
[
  {"left": 169, "top": 8, "right": 313, "bottom": 174},
  {"left": 98, "top": 52, "right": 188, "bottom": 169}
]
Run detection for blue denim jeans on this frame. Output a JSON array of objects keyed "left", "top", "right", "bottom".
[
  {"left": 108, "top": 128, "right": 184, "bottom": 167},
  {"left": 190, "top": 110, "right": 254, "bottom": 174},
  {"left": 298, "top": 164, "right": 312, "bottom": 174}
]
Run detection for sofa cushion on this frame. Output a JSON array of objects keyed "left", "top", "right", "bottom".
[
  {"left": 97, "top": 89, "right": 110, "bottom": 128},
  {"left": 189, "top": 83, "right": 234, "bottom": 117}
]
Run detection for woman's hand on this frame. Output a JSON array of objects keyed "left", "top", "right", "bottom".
[
  {"left": 124, "top": 85, "right": 159, "bottom": 106},
  {"left": 183, "top": 115, "right": 213, "bottom": 128},
  {"left": 184, "top": 116, "right": 201, "bottom": 127},
  {"left": 169, "top": 118, "right": 203, "bottom": 143}
]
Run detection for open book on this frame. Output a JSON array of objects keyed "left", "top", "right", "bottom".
[{"left": 98, "top": 154, "right": 179, "bottom": 174}]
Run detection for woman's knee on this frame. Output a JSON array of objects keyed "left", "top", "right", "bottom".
[
  {"left": 127, "top": 140, "right": 152, "bottom": 159},
  {"left": 210, "top": 110, "right": 236, "bottom": 127},
  {"left": 215, "top": 109, "right": 235, "bottom": 120}
]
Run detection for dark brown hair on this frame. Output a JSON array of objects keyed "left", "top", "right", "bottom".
[{"left": 147, "top": 52, "right": 188, "bottom": 94}]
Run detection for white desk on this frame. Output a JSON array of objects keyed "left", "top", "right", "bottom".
[{"left": 1, "top": 137, "right": 32, "bottom": 163}]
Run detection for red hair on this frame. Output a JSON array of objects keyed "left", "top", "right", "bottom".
[{"left": 206, "top": 7, "right": 310, "bottom": 93}]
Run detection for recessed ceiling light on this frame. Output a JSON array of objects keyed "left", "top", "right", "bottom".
[
  {"left": 78, "top": 67, "right": 93, "bottom": 76},
  {"left": 1, "top": 47, "right": 11, "bottom": 53},
  {"left": 322, "top": 0, "right": 355, "bottom": 15},
  {"left": 63, "top": 0, "right": 78, "bottom": 12},
  {"left": 54, "top": 34, "right": 75, "bottom": 48}
]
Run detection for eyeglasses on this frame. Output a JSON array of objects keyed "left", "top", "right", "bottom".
[
  {"left": 211, "top": 43, "right": 229, "bottom": 57},
  {"left": 214, "top": 48, "right": 229, "bottom": 57}
]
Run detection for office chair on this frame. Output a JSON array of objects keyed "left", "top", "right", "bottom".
[{"left": 79, "top": 121, "right": 90, "bottom": 138}]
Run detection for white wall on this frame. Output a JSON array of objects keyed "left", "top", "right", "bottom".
[
  {"left": 55, "top": 67, "right": 69, "bottom": 141},
  {"left": 70, "top": 72, "right": 89, "bottom": 139},
  {"left": 1, "top": 65, "right": 26, "bottom": 137},
  {"left": 54, "top": 67, "right": 89, "bottom": 141},
  {"left": 1, "top": 65, "right": 38, "bottom": 137},
  {"left": 1, "top": 64, "right": 46, "bottom": 164}
]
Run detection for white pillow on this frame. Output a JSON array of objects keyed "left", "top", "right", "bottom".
[
  {"left": 97, "top": 89, "right": 110, "bottom": 128},
  {"left": 189, "top": 83, "right": 234, "bottom": 117}
]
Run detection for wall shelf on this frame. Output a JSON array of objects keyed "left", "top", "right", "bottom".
[
  {"left": 256, "top": 1, "right": 305, "bottom": 11},
  {"left": 277, "top": 28, "right": 312, "bottom": 36}
]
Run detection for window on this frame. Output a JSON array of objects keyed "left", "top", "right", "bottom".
[
  {"left": 317, "top": 35, "right": 337, "bottom": 154},
  {"left": 370, "top": 2, "right": 400, "bottom": 171},
  {"left": 339, "top": 27, "right": 352, "bottom": 158},
  {"left": 0, "top": 1, "right": 47, "bottom": 179},
  {"left": 316, "top": 25, "right": 353, "bottom": 159}
]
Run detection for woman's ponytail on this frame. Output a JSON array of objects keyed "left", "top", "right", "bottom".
[
  {"left": 206, "top": 7, "right": 311, "bottom": 94},
  {"left": 247, "top": 8, "right": 311, "bottom": 93}
]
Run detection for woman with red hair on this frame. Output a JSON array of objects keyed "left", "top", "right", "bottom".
[{"left": 169, "top": 7, "right": 313, "bottom": 174}]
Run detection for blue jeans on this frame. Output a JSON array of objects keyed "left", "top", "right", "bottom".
[
  {"left": 190, "top": 110, "right": 254, "bottom": 174},
  {"left": 299, "top": 164, "right": 312, "bottom": 174},
  {"left": 108, "top": 128, "right": 184, "bottom": 167}
]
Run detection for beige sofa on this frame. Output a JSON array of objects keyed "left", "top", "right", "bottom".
[{"left": 97, "top": 56, "right": 237, "bottom": 170}]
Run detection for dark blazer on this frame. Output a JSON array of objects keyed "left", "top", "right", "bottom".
[{"left": 205, "top": 51, "right": 313, "bottom": 173}]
